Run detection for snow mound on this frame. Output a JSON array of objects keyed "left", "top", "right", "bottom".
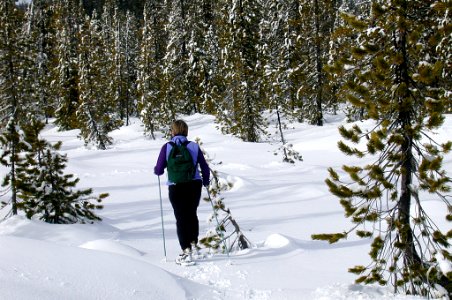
[
  {"left": 0, "top": 215, "right": 119, "bottom": 246},
  {"left": 79, "top": 239, "right": 144, "bottom": 257},
  {"left": 0, "top": 235, "right": 214, "bottom": 300},
  {"left": 264, "top": 233, "right": 291, "bottom": 248}
]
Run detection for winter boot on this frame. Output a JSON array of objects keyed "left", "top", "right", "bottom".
[{"left": 175, "top": 248, "right": 195, "bottom": 266}]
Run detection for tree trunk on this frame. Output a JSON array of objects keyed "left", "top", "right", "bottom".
[
  {"left": 276, "top": 108, "right": 288, "bottom": 161},
  {"left": 11, "top": 141, "right": 18, "bottom": 215},
  {"left": 396, "top": 0, "right": 422, "bottom": 285},
  {"left": 314, "top": 0, "right": 323, "bottom": 126},
  {"left": 398, "top": 134, "right": 421, "bottom": 267}
]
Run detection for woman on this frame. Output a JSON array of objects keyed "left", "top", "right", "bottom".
[{"left": 154, "top": 120, "right": 210, "bottom": 265}]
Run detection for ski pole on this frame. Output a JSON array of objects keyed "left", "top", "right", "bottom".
[
  {"left": 158, "top": 176, "right": 167, "bottom": 261},
  {"left": 205, "top": 187, "right": 230, "bottom": 258}
]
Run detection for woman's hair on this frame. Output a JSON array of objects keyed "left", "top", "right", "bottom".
[{"left": 171, "top": 120, "right": 189, "bottom": 137}]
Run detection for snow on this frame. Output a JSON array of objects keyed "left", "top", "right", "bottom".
[
  {"left": 436, "top": 253, "right": 452, "bottom": 277},
  {"left": 1, "top": 113, "right": 450, "bottom": 300}
]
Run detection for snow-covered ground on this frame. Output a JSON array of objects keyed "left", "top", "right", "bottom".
[{"left": 1, "top": 113, "right": 450, "bottom": 300}]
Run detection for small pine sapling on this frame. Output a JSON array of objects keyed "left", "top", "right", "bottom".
[
  {"left": 2, "top": 119, "right": 108, "bottom": 224},
  {"left": 195, "top": 138, "right": 251, "bottom": 253},
  {"left": 273, "top": 109, "right": 303, "bottom": 164},
  {"left": 22, "top": 120, "right": 108, "bottom": 223}
]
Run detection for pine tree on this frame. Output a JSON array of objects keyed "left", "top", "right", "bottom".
[
  {"left": 137, "top": 0, "right": 168, "bottom": 138},
  {"left": 284, "top": 0, "right": 305, "bottom": 117},
  {"left": 297, "top": 0, "right": 339, "bottom": 126},
  {"left": 16, "top": 119, "right": 107, "bottom": 224},
  {"left": 77, "top": 11, "right": 123, "bottom": 149},
  {"left": 327, "top": 0, "right": 372, "bottom": 122},
  {"left": 162, "top": 0, "right": 189, "bottom": 117},
  {"left": 0, "top": 0, "right": 32, "bottom": 216},
  {"left": 185, "top": 0, "right": 207, "bottom": 114},
  {"left": 195, "top": 138, "right": 251, "bottom": 253},
  {"left": 110, "top": 7, "right": 139, "bottom": 126},
  {"left": 174, "top": 0, "right": 220, "bottom": 115},
  {"left": 123, "top": 10, "right": 139, "bottom": 123},
  {"left": 195, "top": 0, "right": 222, "bottom": 115},
  {"left": 200, "top": 12, "right": 223, "bottom": 114},
  {"left": 23, "top": 0, "right": 56, "bottom": 123},
  {"left": 0, "top": 119, "right": 29, "bottom": 217},
  {"left": 313, "top": 1, "right": 451, "bottom": 297},
  {"left": 52, "top": 0, "right": 84, "bottom": 130},
  {"left": 216, "top": 0, "right": 266, "bottom": 142},
  {"left": 260, "top": 0, "right": 302, "bottom": 163}
]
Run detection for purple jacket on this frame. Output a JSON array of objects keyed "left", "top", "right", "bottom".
[{"left": 154, "top": 135, "right": 210, "bottom": 186}]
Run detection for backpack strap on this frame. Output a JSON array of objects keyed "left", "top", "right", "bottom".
[{"left": 186, "top": 142, "right": 198, "bottom": 166}]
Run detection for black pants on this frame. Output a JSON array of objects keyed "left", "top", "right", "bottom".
[{"left": 168, "top": 180, "right": 202, "bottom": 251}]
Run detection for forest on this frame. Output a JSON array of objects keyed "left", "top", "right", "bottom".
[
  {"left": 2, "top": 0, "right": 451, "bottom": 145},
  {"left": 0, "top": 1, "right": 398, "bottom": 144},
  {"left": 1, "top": 0, "right": 451, "bottom": 298}
]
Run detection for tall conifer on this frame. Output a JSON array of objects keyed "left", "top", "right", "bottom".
[
  {"left": 137, "top": 0, "right": 168, "bottom": 138},
  {"left": 77, "top": 12, "right": 122, "bottom": 149},
  {"left": 163, "top": 0, "right": 189, "bottom": 117},
  {"left": 24, "top": 0, "right": 56, "bottom": 122},
  {"left": 0, "top": 0, "right": 31, "bottom": 215},
  {"left": 217, "top": 0, "right": 265, "bottom": 142},
  {"left": 110, "top": 7, "right": 139, "bottom": 126},
  {"left": 297, "top": 0, "right": 339, "bottom": 126},
  {"left": 314, "top": 1, "right": 451, "bottom": 297},
  {"left": 52, "top": 0, "right": 84, "bottom": 130}
]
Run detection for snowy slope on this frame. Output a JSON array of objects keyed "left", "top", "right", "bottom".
[{"left": 1, "top": 113, "right": 450, "bottom": 300}]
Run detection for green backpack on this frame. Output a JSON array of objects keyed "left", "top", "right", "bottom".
[{"left": 167, "top": 141, "right": 195, "bottom": 184}]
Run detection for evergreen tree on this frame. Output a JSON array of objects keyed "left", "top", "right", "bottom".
[
  {"left": 313, "top": 1, "right": 451, "bottom": 297},
  {"left": 178, "top": 0, "right": 220, "bottom": 115},
  {"left": 284, "top": 0, "right": 305, "bottom": 117},
  {"left": 217, "top": 0, "right": 266, "bottom": 142},
  {"left": 199, "top": 5, "right": 222, "bottom": 115},
  {"left": 207, "top": 1, "right": 231, "bottom": 117},
  {"left": 23, "top": 0, "right": 56, "bottom": 123},
  {"left": 163, "top": 0, "right": 190, "bottom": 116},
  {"left": 123, "top": 10, "right": 139, "bottom": 122},
  {"left": 185, "top": 0, "right": 207, "bottom": 114},
  {"left": 297, "top": 0, "right": 339, "bottom": 126},
  {"left": 77, "top": 12, "right": 123, "bottom": 149},
  {"left": 52, "top": 0, "right": 84, "bottom": 130},
  {"left": 16, "top": 119, "right": 107, "bottom": 224},
  {"left": 327, "top": 0, "right": 372, "bottom": 122},
  {"left": 195, "top": 138, "right": 251, "bottom": 253},
  {"left": 260, "top": 0, "right": 302, "bottom": 163},
  {"left": 0, "top": 120, "right": 29, "bottom": 217},
  {"left": 0, "top": 0, "right": 31, "bottom": 216},
  {"left": 137, "top": 0, "right": 168, "bottom": 138},
  {"left": 110, "top": 7, "right": 139, "bottom": 126}
]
